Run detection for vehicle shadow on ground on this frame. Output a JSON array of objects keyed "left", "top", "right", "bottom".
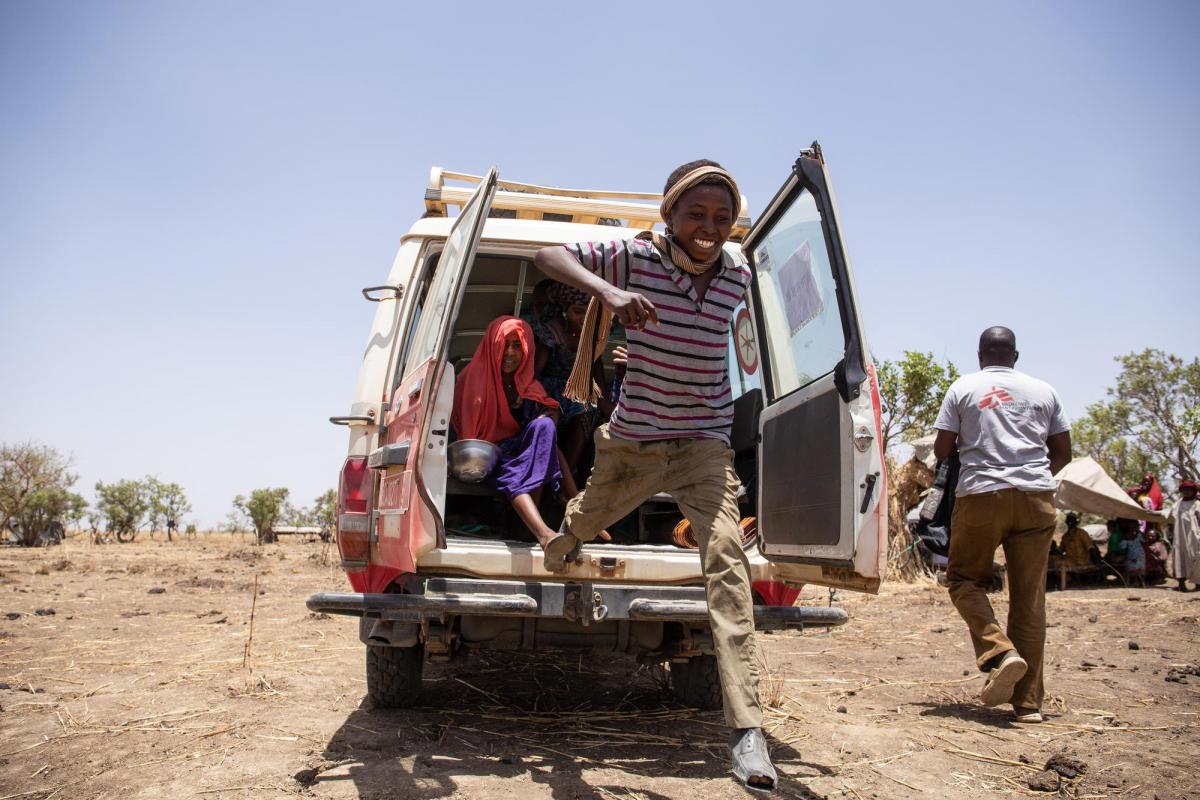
[{"left": 311, "top": 650, "right": 827, "bottom": 799}]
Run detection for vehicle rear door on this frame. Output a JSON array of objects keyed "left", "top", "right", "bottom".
[
  {"left": 375, "top": 168, "right": 499, "bottom": 574},
  {"left": 743, "top": 145, "right": 886, "bottom": 592}
]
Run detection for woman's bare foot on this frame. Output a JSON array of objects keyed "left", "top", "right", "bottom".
[{"left": 512, "top": 494, "right": 562, "bottom": 550}]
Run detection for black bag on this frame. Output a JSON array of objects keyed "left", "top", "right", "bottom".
[{"left": 913, "top": 454, "right": 960, "bottom": 559}]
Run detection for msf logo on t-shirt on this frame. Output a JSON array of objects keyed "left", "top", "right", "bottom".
[{"left": 978, "top": 386, "right": 1015, "bottom": 410}]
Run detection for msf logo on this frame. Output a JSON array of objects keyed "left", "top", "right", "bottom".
[{"left": 978, "top": 386, "right": 1015, "bottom": 410}]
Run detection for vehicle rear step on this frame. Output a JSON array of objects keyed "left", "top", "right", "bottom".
[{"left": 308, "top": 578, "right": 848, "bottom": 631}]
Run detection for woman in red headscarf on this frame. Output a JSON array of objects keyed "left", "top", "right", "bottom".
[{"left": 451, "top": 316, "right": 578, "bottom": 548}]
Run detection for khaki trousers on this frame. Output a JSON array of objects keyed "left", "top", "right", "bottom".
[
  {"left": 562, "top": 425, "right": 762, "bottom": 729},
  {"left": 947, "top": 488, "right": 1056, "bottom": 710}
]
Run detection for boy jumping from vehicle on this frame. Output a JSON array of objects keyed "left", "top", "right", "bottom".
[{"left": 534, "top": 160, "right": 776, "bottom": 792}]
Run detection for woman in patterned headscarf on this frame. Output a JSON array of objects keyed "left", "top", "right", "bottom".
[{"left": 532, "top": 280, "right": 604, "bottom": 477}]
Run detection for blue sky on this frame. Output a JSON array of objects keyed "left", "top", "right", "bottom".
[{"left": 1, "top": 1, "right": 1197, "bottom": 527}]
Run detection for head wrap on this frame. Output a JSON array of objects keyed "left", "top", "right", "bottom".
[
  {"left": 634, "top": 164, "right": 742, "bottom": 276},
  {"left": 1137, "top": 473, "right": 1164, "bottom": 509},
  {"left": 1181, "top": 479, "right": 1199, "bottom": 491},
  {"left": 451, "top": 316, "right": 557, "bottom": 443},
  {"left": 548, "top": 281, "right": 589, "bottom": 311},
  {"left": 563, "top": 164, "right": 742, "bottom": 405}
]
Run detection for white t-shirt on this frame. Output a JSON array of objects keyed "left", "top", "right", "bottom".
[{"left": 934, "top": 366, "right": 1070, "bottom": 496}]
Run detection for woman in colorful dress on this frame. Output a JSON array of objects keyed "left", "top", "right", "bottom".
[{"left": 451, "top": 316, "right": 577, "bottom": 548}]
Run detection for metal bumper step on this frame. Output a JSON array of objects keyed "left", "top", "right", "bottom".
[{"left": 307, "top": 578, "right": 848, "bottom": 631}]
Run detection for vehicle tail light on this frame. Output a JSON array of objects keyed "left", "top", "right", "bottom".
[{"left": 337, "top": 456, "right": 373, "bottom": 567}]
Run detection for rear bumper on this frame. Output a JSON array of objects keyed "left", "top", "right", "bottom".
[{"left": 307, "top": 577, "right": 848, "bottom": 631}]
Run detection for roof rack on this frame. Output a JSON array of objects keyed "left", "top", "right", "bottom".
[{"left": 424, "top": 167, "right": 752, "bottom": 240}]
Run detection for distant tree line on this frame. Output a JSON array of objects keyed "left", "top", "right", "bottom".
[{"left": 0, "top": 441, "right": 334, "bottom": 547}]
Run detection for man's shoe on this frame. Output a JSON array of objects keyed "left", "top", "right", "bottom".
[
  {"left": 980, "top": 651, "right": 1027, "bottom": 706},
  {"left": 1013, "top": 707, "right": 1043, "bottom": 723},
  {"left": 730, "top": 727, "right": 777, "bottom": 794}
]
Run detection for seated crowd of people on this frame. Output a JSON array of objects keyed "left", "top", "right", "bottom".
[
  {"left": 1050, "top": 474, "right": 1185, "bottom": 588},
  {"left": 448, "top": 280, "right": 626, "bottom": 543}
]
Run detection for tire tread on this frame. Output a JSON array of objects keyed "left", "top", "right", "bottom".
[
  {"left": 670, "top": 654, "right": 722, "bottom": 710},
  {"left": 365, "top": 644, "right": 424, "bottom": 708}
]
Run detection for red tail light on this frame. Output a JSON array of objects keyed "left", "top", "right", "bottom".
[{"left": 337, "top": 456, "right": 373, "bottom": 567}]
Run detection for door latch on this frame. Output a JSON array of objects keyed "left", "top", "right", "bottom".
[{"left": 859, "top": 472, "right": 879, "bottom": 513}]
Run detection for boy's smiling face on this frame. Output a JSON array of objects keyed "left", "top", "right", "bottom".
[{"left": 666, "top": 184, "right": 735, "bottom": 263}]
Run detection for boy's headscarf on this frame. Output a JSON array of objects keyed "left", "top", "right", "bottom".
[{"left": 563, "top": 165, "right": 741, "bottom": 404}]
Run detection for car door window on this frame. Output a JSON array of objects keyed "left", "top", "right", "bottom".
[
  {"left": 401, "top": 176, "right": 494, "bottom": 378},
  {"left": 747, "top": 188, "right": 846, "bottom": 399}
]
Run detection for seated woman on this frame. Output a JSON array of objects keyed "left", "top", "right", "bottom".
[
  {"left": 1103, "top": 518, "right": 1127, "bottom": 571},
  {"left": 1146, "top": 528, "right": 1169, "bottom": 584},
  {"left": 532, "top": 282, "right": 609, "bottom": 474},
  {"left": 451, "top": 316, "right": 595, "bottom": 549}
]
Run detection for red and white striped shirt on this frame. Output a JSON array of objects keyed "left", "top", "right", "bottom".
[{"left": 564, "top": 237, "right": 751, "bottom": 444}]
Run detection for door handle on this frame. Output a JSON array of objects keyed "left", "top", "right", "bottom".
[
  {"left": 329, "top": 415, "right": 374, "bottom": 426},
  {"left": 362, "top": 284, "right": 404, "bottom": 302},
  {"left": 859, "top": 472, "right": 878, "bottom": 514}
]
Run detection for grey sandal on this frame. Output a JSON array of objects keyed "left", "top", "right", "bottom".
[
  {"left": 730, "top": 727, "right": 777, "bottom": 794},
  {"left": 542, "top": 533, "right": 580, "bottom": 573}
]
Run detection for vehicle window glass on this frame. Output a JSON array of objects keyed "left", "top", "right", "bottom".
[
  {"left": 749, "top": 188, "right": 846, "bottom": 398},
  {"left": 402, "top": 186, "right": 490, "bottom": 376},
  {"left": 392, "top": 252, "right": 438, "bottom": 391}
]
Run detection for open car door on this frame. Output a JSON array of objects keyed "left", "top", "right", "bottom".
[
  {"left": 743, "top": 145, "right": 887, "bottom": 593},
  {"left": 373, "top": 168, "right": 499, "bottom": 583}
]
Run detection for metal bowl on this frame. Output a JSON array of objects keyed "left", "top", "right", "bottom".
[{"left": 448, "top": 439, "right": 502, "bottom": 483}]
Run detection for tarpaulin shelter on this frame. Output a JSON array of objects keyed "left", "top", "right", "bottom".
[{"left": 1054, "top": 457, "right": 1168, "bottom": 523}]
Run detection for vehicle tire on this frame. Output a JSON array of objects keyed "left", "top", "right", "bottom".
[
  {"left": 365, "top": 643, "right": 424, "bottom": 708},
  {"left": 669, "top": 654, "right": 722, "bottom": 711}
]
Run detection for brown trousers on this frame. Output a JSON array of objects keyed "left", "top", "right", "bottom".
[
  {"left": 562, "top": 425, "right": 762, "bottom": 729},
  {"left": 947, "top": 488, "right": 1056, "bottom": 710}
]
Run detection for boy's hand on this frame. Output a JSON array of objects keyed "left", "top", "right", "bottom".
[
  {"left": 611, "top": 345, "right": 628, "bottom": 370},
  {"left": 601, "top": 287, "right": 658, "bottom": 330}
]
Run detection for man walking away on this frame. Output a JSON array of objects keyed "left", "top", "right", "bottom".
[
  {"left": 1170, "top": 480, "right": 1200, "bottom": 592},
  {"left": 933, "top": 326, "right": 1072, "bottom": 724}
]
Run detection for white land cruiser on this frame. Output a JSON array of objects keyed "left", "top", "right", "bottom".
[{"left": 308, "top": 144, "right": 887, "bottom": 709}]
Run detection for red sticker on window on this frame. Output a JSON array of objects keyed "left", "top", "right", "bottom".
[{"left": 734, "top": 308, "right": 758, "bottom": 375}]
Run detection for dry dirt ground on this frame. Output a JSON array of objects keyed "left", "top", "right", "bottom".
[{"left": 1, "top": 534, "right": 1197, "bottom": 800}]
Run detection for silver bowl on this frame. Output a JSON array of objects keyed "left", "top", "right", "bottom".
[{"left": 448, "top": 439, "right": 502, "bottom": 483}]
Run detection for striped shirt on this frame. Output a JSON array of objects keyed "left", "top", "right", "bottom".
[{"left": 564, "top": 237, "right": 751, "bottom": 444}]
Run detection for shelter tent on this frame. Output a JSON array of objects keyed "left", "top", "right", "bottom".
[{"left": 1054, "top": 457, "right": 1167, "bottom": 523}]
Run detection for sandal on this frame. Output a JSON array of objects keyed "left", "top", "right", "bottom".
[
  {"left": 730, "top": 727, "right": 777, "bottom": 794},
  {"left": 542, "top": 533, "right": 581, "bottom": 573}
]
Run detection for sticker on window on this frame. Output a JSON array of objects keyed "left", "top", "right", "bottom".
[
  {"left": 734, "top": 308, "right": 758, "bottom": 375},
  {"left": 754, "top": 246, "right": 772, "bottom": 272},
  {"left": 778, "top": 241, "right": 823, "bottom": 335}
]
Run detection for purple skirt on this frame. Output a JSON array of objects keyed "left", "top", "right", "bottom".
[{"left": 488, "top": 415, "right": 561, "bottom": 500}]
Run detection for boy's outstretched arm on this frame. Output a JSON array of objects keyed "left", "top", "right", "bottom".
[{"left": 534, "top": 246, "right": 658, "bottom": 330}]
